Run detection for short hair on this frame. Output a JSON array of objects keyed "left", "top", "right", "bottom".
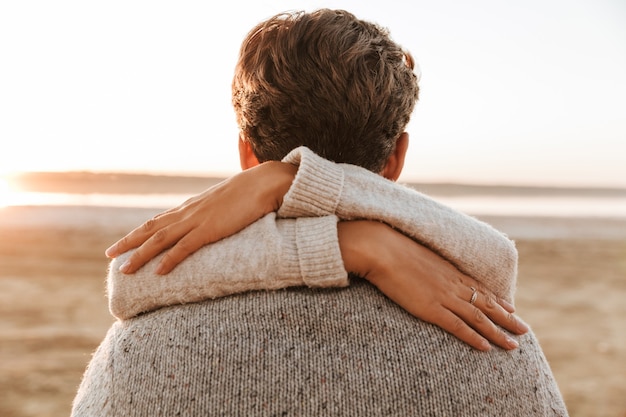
[{"left": 232, "top": 9, "right": 419, "bottom": 173}]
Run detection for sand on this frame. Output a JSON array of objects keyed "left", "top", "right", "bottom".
[{"left": 0, "top": 205, "right": 625, "bottom": 417}]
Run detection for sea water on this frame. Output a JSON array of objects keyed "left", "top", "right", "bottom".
[{"left": 2, "top": 190, "right": 626, "bottom": 219}]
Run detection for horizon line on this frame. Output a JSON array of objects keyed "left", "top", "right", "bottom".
[{"left": 4, "top": 170, "right": 626, "bottom": 194}]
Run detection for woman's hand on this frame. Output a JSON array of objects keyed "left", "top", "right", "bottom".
[
  {"left": 337, "top": 220, "right": 529, "bottom": 351},
  {"left": 105, "top": 161, "right": 297, "bottom": 274}
]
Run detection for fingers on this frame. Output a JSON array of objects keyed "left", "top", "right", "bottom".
[
  {"left": 451, "top": 287, "right": 530, "bottom": 351},
  {"left": 412, "top": 295, "right": 524, "bottom": 352},
  {"left": 118, "top": 222, "right": 190, "bottom": 274},
  {"left": 497, "top": 297, "right": 516, "bottom": 313},
  {"left": 154, "top": 231, "right": 207, "bottom": 275},
  {"left": 461, "top": 279, "right": 516, "bottom": 313},
  {"left": 479, "top": 292, "right": 529, "bottom": 335},
  {"left": 430, "top": 308, "right": 492, "bottom": 351},
  {"left": 455, "top": 301, "right": 520, "bottom": 351},
  {"left": 106, "top": 212, "right": 173, "bottom": 258}
]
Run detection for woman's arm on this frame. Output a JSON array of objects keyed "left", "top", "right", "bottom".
[
  {"left": 278, "top": 147, "right": 518, "bottom": 303},
  {"left": 107, "top": 161, "right": 297, "bottom": 275},
  {"left": 108, "top": 214, "right": 346, "bottom": 320},
  {"left": 108, "top": 213, "right": 527, "bottom": 350},
  {"left": 106, "top": 146, "right": 517, "bottom": 302}
]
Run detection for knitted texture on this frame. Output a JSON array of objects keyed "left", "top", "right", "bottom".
[
  {"left": 108, "top": 149, "right": 520, "bottom": 321},
  {"left": 279, "top": 147, "right": 518, "bottom": 302},
  {"left": 72, "top": 280, "right": 568, "bottom": 416},
  {"left": 108, "top": 214, "right": 347, "bottom": 320},
  {"left": 72, "top": 149, "right": 568, "bottom": 415}
]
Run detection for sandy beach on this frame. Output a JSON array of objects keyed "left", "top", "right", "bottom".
[{"left": 0, "top": 205, "right": 625, "bottom": 417}]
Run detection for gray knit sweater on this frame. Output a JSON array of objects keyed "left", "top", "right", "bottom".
[{"left": 72, "top": 148, "right": 568, "bottom": 416}]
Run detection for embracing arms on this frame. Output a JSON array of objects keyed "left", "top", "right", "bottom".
[
  {"left": 109, "top": 147, "right": 518, "bottom": 302},
  {"left": 108, "top": 214, "right": 525, "bottom": 351},
  {"left": 106, "top": 147, "right": 526, "bottom": 350},
  {"left": 108, "top": 215, "right": 346, "bottom": 319},
  {"left": 277, "top": 147, "right": 518, "bottom": 302}
]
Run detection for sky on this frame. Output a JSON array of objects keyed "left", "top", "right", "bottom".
[{"left": 1, "top": 0, "right": 625, "bottom": 187}]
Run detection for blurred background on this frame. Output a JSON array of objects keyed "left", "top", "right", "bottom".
[
  {"left": 0, "top": 1, "right": 624, "bottom": 416},
  {"left": 1, "top": 0, "right": 625, "bottom": 186}
]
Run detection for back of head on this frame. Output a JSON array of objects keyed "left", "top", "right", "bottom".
[{"left": 232, "top": 9, "right": 420, "bottom": 173}]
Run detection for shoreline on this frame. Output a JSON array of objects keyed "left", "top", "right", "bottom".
[
  {"left": 2, "top": 204, "right": 626, "bottom": 240},
  {"left": 10, "top": 171, "right": 626, "bottom": 196}
]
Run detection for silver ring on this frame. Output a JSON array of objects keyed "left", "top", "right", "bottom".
[{"left": 469, "top": 287, "right": 478, "bottom": 305}]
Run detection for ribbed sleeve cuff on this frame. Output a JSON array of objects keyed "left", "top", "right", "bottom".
[
  {"left": 294, "top": 216, "right": 348, "bottom": 288},
  {"left": 275, "top": 219, "right": 306, "bottom": 283},
  {"left": 278, "top": 147, "right": 344, "bottom": 218}
]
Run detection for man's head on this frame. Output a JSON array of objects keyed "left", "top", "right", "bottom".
[{"left": 232, "top": 9, "right": 419, "bottom": 174}]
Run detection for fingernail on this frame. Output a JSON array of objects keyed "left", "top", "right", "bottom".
[
  {"left": 155, "top": 262, "right": 165, "bottom": 275},
  {"left": 119, "top": 260, "right": 131, "bottom": 274},
  {"left": 507, "top": 336, "right": 519, "bottom": 349},
  {"left": 517, "top": 318, "right": 530, "bottom": 333},
  {"left": 105, "top": 244, "right": 117, "bottom": 258},
  {"left": 480, "top": 339, "right": 492, "bottom": 351},
  {"left": 501, "top": 299, "right": 515, "bottom": 312}
]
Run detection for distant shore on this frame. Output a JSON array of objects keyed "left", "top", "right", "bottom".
[
  {"left": 2, "top": 205, "right": 626, "bottom": 241},
  {"left": 8, "top": 170, "right": 626, "bottom": 197}
]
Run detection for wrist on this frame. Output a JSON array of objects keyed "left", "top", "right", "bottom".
[
  {"left": 258, "top": 161, "right": 298, "bottom": 212},
  {"left": 337, "top": 221, "right": 385, "bottom": 279}
]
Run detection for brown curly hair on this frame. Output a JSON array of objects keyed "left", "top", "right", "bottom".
[{"left": 232, "top": 9, "right": 419, "bottom": 173}]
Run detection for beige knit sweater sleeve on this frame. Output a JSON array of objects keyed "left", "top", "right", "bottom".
[
  {"left": 278, "top": 147, "right": 518, "bottom": 302},
  {"left": 108, "top": 214, "right": 347, "bottom": 320}
]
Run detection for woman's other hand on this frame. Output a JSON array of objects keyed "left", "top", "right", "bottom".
[{"left": 337, "top": 220, "right": 529, "bottom": 351}]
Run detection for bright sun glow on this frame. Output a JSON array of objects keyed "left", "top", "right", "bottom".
[
  {"left": 0, "top": 176, "right": 39, "bottom": 208},
  {"left": 0, "top": 176, "right": 69, "bottom": 208},
  {"left": 1, "top": 1, "right": 625, "bottom": 187},
  {"left": 0, "top": 177, "right": 17, "bottom": 208}
]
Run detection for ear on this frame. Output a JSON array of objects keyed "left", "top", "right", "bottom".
[
  {"left": 380, "top": 132, "right": 409, "bottom": 181},
  {"left": 238, "top": 135, "right": 260, "bottom": 170}
]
